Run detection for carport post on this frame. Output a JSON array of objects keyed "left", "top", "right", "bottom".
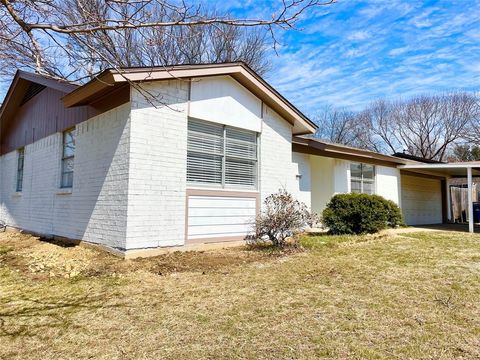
[{"left": 468, "top": 167, "right": 474, "bottom": 233}]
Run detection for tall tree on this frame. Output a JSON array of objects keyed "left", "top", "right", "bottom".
[
  {"left": 449, "top": 144, "right": 480, "bottom": 162},
  {"left": 0, "top": 0, "right": 335, "bottom": 83},
  {"left": 362, "top": 93, "right": 480, "bottom": 161},
  {"left": 313, "top": 105, "right": 384, "bottom": 151}
]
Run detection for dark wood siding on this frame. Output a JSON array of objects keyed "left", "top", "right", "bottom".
[{"left": 1, "top": 85, "right": 129, "bottom": 155}]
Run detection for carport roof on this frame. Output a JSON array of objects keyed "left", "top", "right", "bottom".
[{"left": 399, "top": 162, "right": 480, "bottom": 177}]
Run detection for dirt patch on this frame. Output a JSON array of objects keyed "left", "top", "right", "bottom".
[{"left": 0, "top": 232, "right": 299, "bottom": 280}]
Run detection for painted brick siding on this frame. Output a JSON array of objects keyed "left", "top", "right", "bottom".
[
  {"left": 127, "top": 80, "right": 189, "bottom": 249},
  {"left": 291, "top": 152, "right": 312, "bottom": 208},
  {"left": 0, "top": 103, "right": 131, "bottom": 249},
  {"left": 1, "top": 133, "right": 65, "bottom": 235},
  {"left": 68, "top": 103, "right": 131, "bottom": 249},
  {"left": 260, "top": 106, "right": 298, "bottom": 202}
]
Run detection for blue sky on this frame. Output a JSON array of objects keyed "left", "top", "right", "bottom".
[
  {"left": 221, "top": 0, "right": 480, "bottom": 116},
  {"left": 1, "top": 0, "right": 479, "bottom": 117}
]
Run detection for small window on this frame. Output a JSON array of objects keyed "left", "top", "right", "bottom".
[
  {"left": 61, "top": 128, "right": 75, "bottom": 188},
  {"left": 350, "top": 162, "right": 375, "bottom": 194},
  {"left": 187, "top": 119, "right": 258, "bottom": 188},
  {"left": 16, "top": 148, "right": 24, "bottom": 192}
]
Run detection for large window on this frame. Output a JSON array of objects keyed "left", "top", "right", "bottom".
[
  {"left": 187, "top": 119, "right": 258, "bottom": 188},
  {"left": 350, "top": 162, "right": 375, "bottom": 194},
  {"left": 61, "top": 128, "right": 75, "bottom": 188},
  {"left": 16, "top": 148, "right": 24, "bottom": 192}
]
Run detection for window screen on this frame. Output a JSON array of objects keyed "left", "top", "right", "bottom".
[
  {"left": 61, "top": 128, "right": 75, "bottom": 188},
  {"left": 350, "top": 162, "right": 375, "bottom": 194},
  {"left": 16, "top": 148, "right": 24, "bottom": 192}
]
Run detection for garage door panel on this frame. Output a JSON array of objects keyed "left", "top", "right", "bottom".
[{"left": 401, "top": 175, "right": 442, "bottom": 226}]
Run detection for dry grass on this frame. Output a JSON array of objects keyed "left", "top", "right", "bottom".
[{"left": 1, "top": 230, "right": 480, "bottom": 359}]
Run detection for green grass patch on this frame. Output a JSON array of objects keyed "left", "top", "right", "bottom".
[{"left": 0, "top": 244, "right": 14, "bottom": 255}]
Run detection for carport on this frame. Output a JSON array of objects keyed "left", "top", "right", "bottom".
[{"left": 398, "top": 163, "right": 480, "bottom": 233}]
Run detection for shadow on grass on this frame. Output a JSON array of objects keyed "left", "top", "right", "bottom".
[
  {"left": 0, "top": 287, "right": 129, "bottom": 338},
  {"left": 244, "top": 239, "right": 305, "bottom": 256},
  {"left": 299, "top": 232, "right": 385, "bottom": 250}
]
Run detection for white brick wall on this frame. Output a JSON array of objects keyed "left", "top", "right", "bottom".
[
  {"left": 375, "top": 166, "right": 401, "bottom": 205},
  {"left": 0, "top": 103, "right": 131, "bottom": 250},
  {"left": 291, "top": 152, "right": 311, "bottom": 208},
  {"left": 260, "top": 106, "right": 299, "bottom": 202},
  {"left": 126, "top": 80, "right": 189, "bottom": 249},
  {"left": 0, "top": 77, "right": 315, "bottom": 252}
]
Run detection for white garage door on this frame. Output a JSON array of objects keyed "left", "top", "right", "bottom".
[
  {"left": 187, "top": 195, "right": 257, "bottom": 241},
  {"left": 401, "top": 175, "right": 442, "bottom": 225}
]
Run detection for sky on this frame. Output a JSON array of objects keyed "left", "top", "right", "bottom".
[
  {"left": 220, "top": 0, "right": 480, "bottom": 116},
  {"left": 1, "top": 0, "right": 480, "bottom": 117}
]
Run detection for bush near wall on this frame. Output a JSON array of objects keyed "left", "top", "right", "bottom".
[{"left": 322, "top": 193, "right": 404, "bottom": 235}]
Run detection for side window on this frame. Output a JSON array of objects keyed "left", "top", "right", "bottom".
[
  {"left": 61, "top": 128, "right": 75, "bottom": 188},
  {"left": 187, "top": 118, "right": 258, "bottom": 188},
  {"left": 16, "top": 148, "right": 24, "bottom": 192},
  {"left": 350, "top": 162, "right": 375, "bottom": 194}
]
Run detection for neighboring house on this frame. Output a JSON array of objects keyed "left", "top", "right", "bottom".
[{"left": 1, "top": 63, "right": 479, "bottom": 255}]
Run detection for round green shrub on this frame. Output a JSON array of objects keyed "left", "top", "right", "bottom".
[{"left": 322, "top": 193, "right": 405, "bottom": 235}]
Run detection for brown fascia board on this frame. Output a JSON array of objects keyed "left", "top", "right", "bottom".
[
  {"left": 293, "top": 137, "right": 408, "bottom": 167},
  {"left": 16, "top": 71, "right": 78, "bottom": 93},
  {"left": 62, "top": 63, "right": 317, "bottom": 135}
]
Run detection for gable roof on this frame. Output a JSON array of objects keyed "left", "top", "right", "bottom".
[
  {"left": 62, "top": 62, "right": 317, "bottom": 135},
  {"left": 0, "top": 71, "right": 78, "bottom": 133}
]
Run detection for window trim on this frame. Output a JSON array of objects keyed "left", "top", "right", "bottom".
[
  {"left": 16, "top": 147, "right": 25, "bottom": 192},
  {"left": 187, "top": 118, "right": 259, "bottom": 189},
  {"left": 350, "top": 162, "right": 376, "bottom": 194},
  {"left": 60, "top": 128, "right": 75, "bottom": 189}
]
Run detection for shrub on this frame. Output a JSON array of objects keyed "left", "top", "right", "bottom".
[
  {"left": 322, "top": 193, "right": 404, "bottom": 235},
  {"left": 254, "top": 189, "right": 318, "bottom": 246}
]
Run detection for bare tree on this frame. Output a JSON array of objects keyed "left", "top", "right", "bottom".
[
  {"left": 448, "top": 144, "right": 480, "bottom": 162},
  {"left": 313, "top": 105, "right": 382, "bottom": 151},
  {"left": 0, "top": 0, "right": 336, "bottom": 83},
  {"left": 362, "top": 93, "right": 480, "bottom": 161},
  {"left": 314, "top": 106, "right": 356, "bottom": 144}
]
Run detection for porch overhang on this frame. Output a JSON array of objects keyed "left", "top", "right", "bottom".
[
  {"left": 398, "top": 163, "right": 480, "bottom": 177},
  {"left": 399, "top": 162, "right": 480, "bottom": 233}
]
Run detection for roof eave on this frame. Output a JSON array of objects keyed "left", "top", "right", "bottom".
[
  {"left": 62, "top": 63, "right": 317, "bottom": 135},
  {"left": 292, "top": 137, "right": 408, "bottom": 165}
]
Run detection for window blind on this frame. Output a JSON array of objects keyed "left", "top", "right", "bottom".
[
  {"left": 187, "top": 120, "right": 223, "bottom": 184},
  {"left": 187, "top": 119, "right": 258, "bottom": 188},
  {"left": 225, "top": 127, "right": 257, "bottom": 187}
]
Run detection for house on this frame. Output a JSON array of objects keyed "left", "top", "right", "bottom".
[{"left": 1, "top": 63, "right": 479, "bottom": 256}]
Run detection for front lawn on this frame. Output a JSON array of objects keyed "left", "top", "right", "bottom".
[{"left": 1, "top": 230, "right": 480, "bottom": 359}]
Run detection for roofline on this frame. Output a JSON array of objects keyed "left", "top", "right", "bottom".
[
  {"left": 400, "top": 163, "right": 480, "bottom": 169},
  {"left": 292, "top": 136, "right": 408, "bottom": 166},
  {"left": 0, "top": 70, "right": 78, "bottom": 120},
  {"left": 62, "top": 62, "right": 317, "bottom": 134}
]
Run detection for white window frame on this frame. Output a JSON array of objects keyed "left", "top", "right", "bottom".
[
  {"left": 16, "top": 147, "right": 24, "bottom": 192},
  {"left": 350, "top": 162, "right": 376, "bottom": 194},
  {"left": 60, "top": 128, "right": 75, "bottom": 188},
  {"left": 187, "top": 118, "right": 259, "bottom": 189}
]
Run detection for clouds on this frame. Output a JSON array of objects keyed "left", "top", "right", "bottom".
[
  {"left": 262, "top": 0, "right": 480, "bottom": 115},
  {"left": 1, "top": 0, "right": 479, "bottom": 115}
]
